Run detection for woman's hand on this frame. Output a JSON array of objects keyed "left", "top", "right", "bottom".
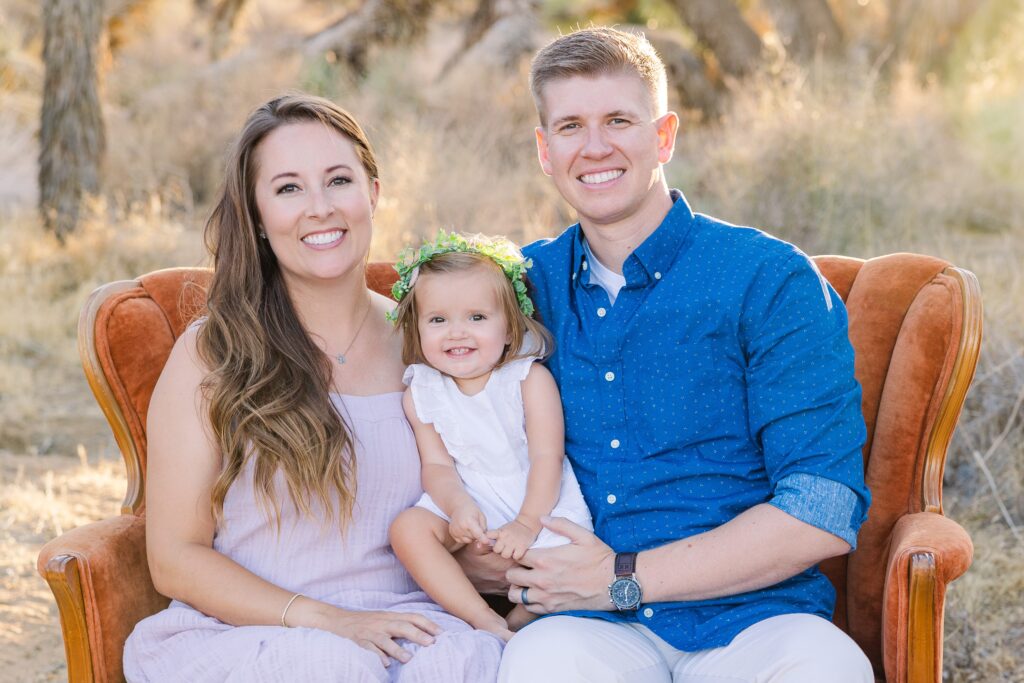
[
  {"left": 317, "top": 605, "right": 443, "bottom": 667},
  {"left": 506, "top": 516, "right": 616, "bottom": 614},
  {"left": 449, "top": 501, "right": 488, "bottom": 544},
  {"left": 488, "top": 517, "right": 540, "bottom": 561}
]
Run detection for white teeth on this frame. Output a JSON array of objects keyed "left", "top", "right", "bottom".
[
  {"left": 579, "top": 170, "right": 624, "bottom": 184},
  {"left": 447, "top": 347, "right": 473, "bottom": 356},
  {"left": 302, "top": 230, "right": 344, "bottom": 245}
]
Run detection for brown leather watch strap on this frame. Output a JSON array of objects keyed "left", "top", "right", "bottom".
[{"left": 614, "top": 552, "right": 638, "bottom": 577}]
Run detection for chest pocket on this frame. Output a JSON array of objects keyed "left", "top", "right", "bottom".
[{"left": 629, "top": 338, "right": 738, "bottom": 456}]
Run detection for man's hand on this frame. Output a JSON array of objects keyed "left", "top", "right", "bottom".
[
  {"left": 449, "top": 501, "right": 487, "bottom": 544},
  {"left": 506, "top": 516, "right": 616, "bottom": 614},
  {"left": 488, "top": 517, "right": 541, "bottom": 561},
  {"left": 454, "top": 540, "right": 517, "bottom": 595}
]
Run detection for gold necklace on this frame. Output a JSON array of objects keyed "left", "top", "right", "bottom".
[{"left": 331, "top": 299, "right": 372, "bottom": 365}]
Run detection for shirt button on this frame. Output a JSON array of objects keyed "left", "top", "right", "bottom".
[
  {"left": 610, "top": 439, "right": 620, "bottom": 449},
  {"left": 654, "top": 272, "right": 662, "bottom": 280},
  {"left": 643, "top": 607, "right": 654, "bottom": 618},
  {"left": 582, "top": 261, "right": 589, "bottom": 271},
  {"left": 604, "top": 371, "right": 615, "bottom": 382},
  {"left": 597, "top": 307, "right": 607, "bottom": 317},
  {"left": 606, "top": 494, "right": 617, "bottom": 504}
]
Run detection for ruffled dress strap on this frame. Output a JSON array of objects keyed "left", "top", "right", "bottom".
[{"left": 402, "top": 363, "right": 448, "bottom": 427}]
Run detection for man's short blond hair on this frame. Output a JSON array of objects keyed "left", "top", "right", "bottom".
[{"left": 529, "top": 26, "right": 668, "bottom": 126}]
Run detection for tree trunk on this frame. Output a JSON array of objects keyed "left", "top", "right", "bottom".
[
  {"left": 440, "top": 0, "right": 541, "bottom": 79},
  {"left": 304, "top": 0, "right": 437, "bottom": 74},
  {"left": 39, "top": 0, "right": 105, "bottom": 241},
  {"left": 763, "top": 0, "right": 843, "bottom": 62},
  {"left": 209, "top": 0, "right": 249, "bottom": 59},
  {"left": 665, "top": 0, "right": 763, "bottom": 77},
  {"left": 635, "top": 27, "right": 721, "bottom": 119}
]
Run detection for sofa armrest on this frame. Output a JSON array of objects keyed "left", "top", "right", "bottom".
[
  {"left": 37, "top": 514, "right": 170, "bottom": 683},
  {"left": 882, "top": 512, "right": 973, "bottom": 683}
]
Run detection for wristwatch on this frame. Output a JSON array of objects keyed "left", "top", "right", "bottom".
[{"left": 608, "top": 551, "right": 643, "bottom": 611}]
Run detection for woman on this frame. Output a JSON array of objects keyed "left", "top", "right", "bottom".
[{"left": 122, "top": 94, "right": 502, "bottom": 682}]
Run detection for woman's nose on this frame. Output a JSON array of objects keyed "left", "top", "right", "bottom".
[{"left": 305, "top": 188, "right": 333, "bottom": 219}]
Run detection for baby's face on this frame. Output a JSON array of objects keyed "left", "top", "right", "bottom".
[{"left": 415, "top": 267, "right": 512, "bottom": 395}]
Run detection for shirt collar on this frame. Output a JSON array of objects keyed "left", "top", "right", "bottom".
[{"left": 569, "top": 189, "right": 696, "bottom": 288}]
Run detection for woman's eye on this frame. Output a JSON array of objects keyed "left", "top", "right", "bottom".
[
  {"left": 429, "top": 316, "right": 445, "bottom": 324},
  {"left": 329, "top": 176, "right": 351, "bottom": 187},
  {"left": 276, "top": 183, "right": 299, "bottom": 194}
]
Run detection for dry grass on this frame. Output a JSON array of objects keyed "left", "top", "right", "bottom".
[{"left": 1, "top": 0, "right": 1022, "bottom": 680}]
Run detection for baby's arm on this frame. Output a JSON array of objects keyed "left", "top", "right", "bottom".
[
  {"left": 489, "top": 363, "right": 566, "bottom": 560},
  {"left": 402, "top": 389, "right": 487, "bottom": 544}
]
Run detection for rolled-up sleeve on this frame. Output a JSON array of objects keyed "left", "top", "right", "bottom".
[{"left": 741, "top": 251, "right": 871, "bottom": 544}]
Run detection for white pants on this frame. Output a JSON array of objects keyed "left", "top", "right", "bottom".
[{"left": 498, "top": 613, "right": 874, "bottom": 683}]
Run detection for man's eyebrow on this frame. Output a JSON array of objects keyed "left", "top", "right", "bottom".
[{"left": 548, "top": 114, "right": 580, "bottom": 129}]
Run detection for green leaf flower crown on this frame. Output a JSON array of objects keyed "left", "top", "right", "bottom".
[{"left": 385, "top": 230, "right": 535, "bottom": 323}]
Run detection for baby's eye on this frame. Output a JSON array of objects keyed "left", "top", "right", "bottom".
[
  {"left": 428, "top": 316, "right": 445, "bottom": 324},
  {"left": 470, "top": 314, "right": 486, "bottom": 322}
]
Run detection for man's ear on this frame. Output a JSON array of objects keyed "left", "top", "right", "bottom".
[
  {"left": 535, "top": 127, "right": 553, "bottom": 176},
  {"left": 656, "top": 112, "right": 680, "bottom": 165}
]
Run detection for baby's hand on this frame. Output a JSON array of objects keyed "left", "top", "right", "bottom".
[
  {"left": 449, "top": 502, "right": 488, "bottom": 545},
  {"left": 487, "top": 517, "right": 541, "bottom": 561}
]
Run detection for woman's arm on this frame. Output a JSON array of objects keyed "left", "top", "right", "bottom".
[
  {"left": 402, "top": 390, "right": 486, "bottom": 543},
  {"left": 146, "top": 330, "right": 439, "bottom": 665}
]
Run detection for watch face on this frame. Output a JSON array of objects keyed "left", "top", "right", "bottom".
[{"left": 610, "top": 577, "right": 642, "bottom": 610}]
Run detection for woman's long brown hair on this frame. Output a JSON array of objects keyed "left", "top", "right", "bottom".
[{"left": 197, "top": 94, "right": 379, "bottom": 529}]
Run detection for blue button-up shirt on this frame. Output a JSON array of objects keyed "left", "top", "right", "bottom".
[{"left": 523, "top": 191, "right": 870, "bottom": 650}]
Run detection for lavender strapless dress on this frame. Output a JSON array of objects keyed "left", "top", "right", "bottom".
[{"left": 123, "top": 393, "right": 502, "bottom": 682}]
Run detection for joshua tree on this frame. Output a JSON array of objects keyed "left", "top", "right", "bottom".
[{"left": 39, "top": 0, "right": 106, "bottom": 240}]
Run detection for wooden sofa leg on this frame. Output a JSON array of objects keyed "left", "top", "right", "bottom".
[
  {"left": 907, "top": 552, "right": 938, "bottom": 683},
  {"left": 42, "top": 554, "right": 96, "bottom": 683}
]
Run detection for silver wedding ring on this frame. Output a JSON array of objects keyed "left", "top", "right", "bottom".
[{"left": 521, "top": 586, "right": 530, "bottom": 606}]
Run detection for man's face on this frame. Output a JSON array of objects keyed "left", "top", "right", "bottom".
[{"left": 535, "top": 72, "right": 678, "bottom": 232}]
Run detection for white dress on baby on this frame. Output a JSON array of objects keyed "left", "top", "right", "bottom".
[{"left": 404, "top": 356, "right": 593, "bottom": 549}]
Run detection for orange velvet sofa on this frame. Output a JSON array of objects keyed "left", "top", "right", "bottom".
[{"left": 38, "top": 255, "right": 981, "bottom": 682}]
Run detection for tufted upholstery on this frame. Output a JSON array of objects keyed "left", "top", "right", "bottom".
[{"left": 38, "top": 256, "right": 979, "bottom": 683}]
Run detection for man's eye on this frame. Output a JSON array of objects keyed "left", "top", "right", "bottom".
[
  {"left": 609, "top": 118, "right": 630, "bottom": 126},
  {"left": 556, "top": 123, "right": 581, "bottom": 134}
]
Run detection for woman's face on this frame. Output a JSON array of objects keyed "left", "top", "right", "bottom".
[{"left": 253, "top": 121, "right": 379, "bottom": 290}]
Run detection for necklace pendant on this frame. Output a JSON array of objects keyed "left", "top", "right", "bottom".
[{"left": 335, "top": 354, "right": 346, "bottom": 365}]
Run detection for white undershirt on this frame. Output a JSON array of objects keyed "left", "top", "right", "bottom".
[{"left": 582, "top": 239, "right": 627, "bottom": 305}]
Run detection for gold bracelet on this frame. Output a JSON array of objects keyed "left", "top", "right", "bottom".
[{"left": 280, "top": 592, "right": 303, "bottom": 628}]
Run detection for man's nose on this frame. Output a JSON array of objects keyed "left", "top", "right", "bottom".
[{"left": 580, "top": 126, "right": 613, "bottom": 158}]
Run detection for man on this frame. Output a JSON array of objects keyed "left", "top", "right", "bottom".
[{"left": 495, "top": 27, "right": 873, "bottom": 682}]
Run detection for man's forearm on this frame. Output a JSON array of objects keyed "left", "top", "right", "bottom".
[{"left": 637, "top": 504, "right": 851, "bottom": 603}]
